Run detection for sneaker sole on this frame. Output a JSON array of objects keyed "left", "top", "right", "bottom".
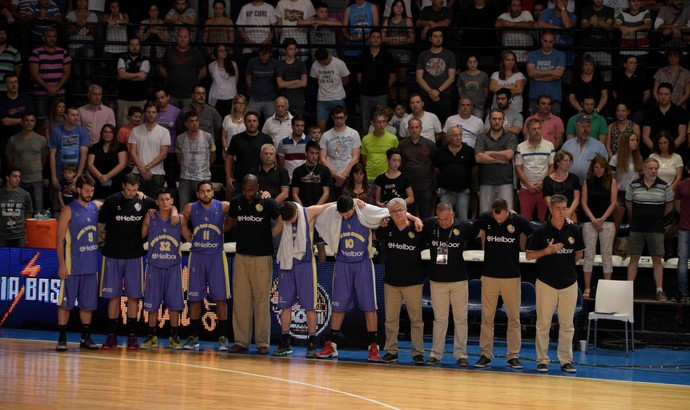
[
  {"left": 140, "top": 345, "right": 158, "bottom": 349},
  {"left": 474, "top": 362, "right": 491, "bottom": 368},
  {"left": 368, "top": 358, "right": 380, "bottom": 362},
  {"left": 508, "top": 364, "right": 524, "bottom": 369},
  {"left": 316, "top": 354, "right": 337, "bottom": 359},
  {"left": 272, "top": 351, "right": 293, "bottom": 356},
  {"left": 381, "top": 359, "right": 398, "bottom": 363},
  {"left": 101, "top": 346, "right": 117, "bottom": 350},
  {"left": 183, "top": 345, "right": 200, "bottom": 350},
  {"left": 537, "top": 368, "right": 549, "bottom": 373}
]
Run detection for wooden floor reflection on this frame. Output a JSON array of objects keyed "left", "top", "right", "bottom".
[{"left": 1, "top": 338, "right": 688, "bottom": 409}]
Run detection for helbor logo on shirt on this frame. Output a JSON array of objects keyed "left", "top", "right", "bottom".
[{"left": 270, "top": 277, "right": 332, "bottom": 340}]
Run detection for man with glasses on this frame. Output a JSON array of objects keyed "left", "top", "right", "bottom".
[
  {"left": 319, "top": 105, "right": 361, "bottom": 199},
  {"left": 177, "top": 85, "right": 222, "bottom": 141}
]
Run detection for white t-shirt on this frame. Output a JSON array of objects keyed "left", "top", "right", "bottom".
[
  {"left": 208, "top": 60, "right": 238, "bottom": 105},
  {"left": 236, "top": 2, "right": 276, "bottom": 54},
  {"left": 610, "top": 154, "right": 640, "bottom": 191},
  {"left": 319, "top": 126, "right": 361, "bottom": 174},
  {"left": 129, "top": 124, "right": 171, "bottom": 175},
  {"left": 309, "top": 56, "right": 350, "bottom": 101},
  {"left": 490, "top": 71, "right": 526, "bottom": 114},
  {"left": 442, "top": 114, "right": 483, "bottom": 148},
  {"left": 649, "top": 153, "right": 683, "bottom": 186},
  {"left": 496, "top": 11, "right": 534, "bottom": 63},
  {"left": 399, "top": 112, "right": 442, "bottom": 143},
  {"left": 275, "top": 0, "right": 315, "bottom": 43}
]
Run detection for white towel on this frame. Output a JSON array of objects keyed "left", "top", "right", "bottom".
[
  {"left": 315, "top": 203, "right": 390, "bottom": 257},
  {"left": 277, "top": 203, "right": 307, "bottom": 270}
]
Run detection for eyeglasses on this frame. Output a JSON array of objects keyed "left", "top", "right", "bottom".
[{"left": 333, "top": 115, "right": 346, "bottom": 120}]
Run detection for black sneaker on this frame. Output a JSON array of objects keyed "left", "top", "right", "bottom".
[
  {"left": 456, "top": 358, "right": 469, "bottom": 367},
  {"left": 426, "top": 357, "right": 441, "bottom": 365},
  {"left": 80, "top": 336, "right": 99, "bottom": 350},
  {"left": 537, "top": 363, "right": 548, "bottom": 373},
  {"left": 412, "top": 355, "right": 425, "bottom": 365},
  {"left": 380, "top": 353, "right": 398, "bottom": 363},
  {"left": 56, "top": 338, "right": 67, "bottom": 352},
  {"left": 561, "top": 363, "right": 577, "bottom": 373},
  {"left": 507, "top": 358, "right": 524, "bottom": 369},
  {"left": 474, "top": 355, "right": 491, "bottom": 368},
  {"left": 272, "top": 343, "right": 293, "bottom": 356}
]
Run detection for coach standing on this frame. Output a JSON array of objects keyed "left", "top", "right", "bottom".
[{"left": 526, "top": 194, "right": 585, "bottom": 374}]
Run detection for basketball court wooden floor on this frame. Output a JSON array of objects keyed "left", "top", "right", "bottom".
[{"left": 1, "top": 330, "right": 689, "bottom": 409}]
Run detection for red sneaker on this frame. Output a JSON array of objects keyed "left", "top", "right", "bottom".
[
  {"left": 127, "top": 334, "right": 139, "bottom": 351},
  {"left": 368, "top": 343, "right": 380, "bottom": 362},
  {"left": 102, "top": 334, "right": 118, "bottom": 350},
  {"left": 315, "top": 340, "right": 338, "bottom": 359}
]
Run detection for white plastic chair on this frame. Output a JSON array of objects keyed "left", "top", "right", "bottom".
[{"left": 585, "top": 279, "right": 635, "bottom": 355}]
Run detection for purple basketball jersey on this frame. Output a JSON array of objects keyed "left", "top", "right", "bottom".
[
  {"left": 190, "top": 199, "right": 225, "bottom": 254},
  {"left": 65, "top": 201, "right": 99, "bottom": 275},
  {"left": 337, "top": 214, "right": 371, "bottom": 262},
  {"left": 147, "top": 213, "right": 182, "bottom": 268}
]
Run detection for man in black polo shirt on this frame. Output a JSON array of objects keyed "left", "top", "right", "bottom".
[
  {"left": 526, "top": 194, "right": 585, "bottom": 373},
  {"left": 641, "top": 82, "right": 688, "bottom": 159},
  {"left": 378, "top": 198, "right": 427, "bottom": 365},
  {"left": 227, "top": 175, "right": 280, "bottom": 354},
  {"left": 225, "top": 111, "right": 273, "bottom": 198},
  {"left": 472, "top": 198, "right": 533, "bottom": 369},
  {"left": 251, "top": 143, "right": 290, "bottom": 204},
  {"left": 424, "top": 201, "right": 477, "bottom": 367},
  {"left": 356, "top": 29, "right": 395, "bottom": 136},
  {"left": 99, "top": 173, "right": 158, "bottom": 350},
  {"left": 434, "top": 125, "right": 475, "bottom": 220},
  {"left": 399, "top": 117, "right": 436, "bottom": 219},
  {"left": 626, "top": 158, "right": 675, "bottom": 302}
]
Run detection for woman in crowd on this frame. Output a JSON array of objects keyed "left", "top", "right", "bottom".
[
  {"left": 581, "top": 155, "right": 617, "bottom": 298},
  {"left": 489, "top": 50, "right": 526, "bottom": 114},
  {"left": 208, "top": 44, "right": 238, "bottom": 118},
  {"left": 203, "top": 0, "right": 234, "bottom": 56},
  {"left": 65, "top": 0, "right": 97, "bottom": 94},
  {"left": 221, "top": 94, "right": 247, "bottom": 159},
  {"left": 139, "top": 3, "right": 170, "bottom": 59},
  {"left": 606, "top": 102, "right": 640, "bottom": 158},
  {"left": 457, "top": 54, "right": 489, "bottom": 119},
  {"left": 87, "top": 124, "right": 128, "bottom": 200},
  {"left": 43, "top": 99, "right": 65, "bottom": 138},
  {"left": 609, "top": 131, "right": 643, "bottom": 232},
  {"left": 568, "top": 54, "right": 608, "bottom": 115},
  {"left": 649, "top": 131, "right": 683, "bottom": 191},
  {"left": 382, "top": 0, "right": 414, "bottom": 101},
  {"left": 342, "top": 162, "right": 374, "bottom": 204},
  {"left": 543, "top": 150, "right": 580, "bottom": 221},
  {"left": 653, "top": 48, "right": 690, "bottom": 109},
  {"left": 375, "top": 148, "right": 413, "bottom": 208},
  {"left": 611, "top": 55, "right": 650, "bottom": 125}
]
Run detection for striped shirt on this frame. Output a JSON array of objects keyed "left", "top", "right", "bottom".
[
  {"left": 277, "top": 134, "right": 312, "bottom": 180},
  {"left": 515, "top": 138, "right": 555, "bottom": 187},
  {"left": 0, "top": 46, "right": 21, "bottom": 92},
  {"left": 28, "top": 46, "right": 72, "bottom": 96},
  {"left": 625, "top": 177, "right": 674, "bottom": 233}
]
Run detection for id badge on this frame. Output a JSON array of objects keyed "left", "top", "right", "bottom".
[{"left": 436, "top": 246, "right": 448, "bottom": 265}]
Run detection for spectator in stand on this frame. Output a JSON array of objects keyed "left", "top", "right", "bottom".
[
  {"left": 434, "top": 125, "right": 475, "bottom": 220},
  {"left": 64, "top": 0, "right": 96, "bottom": 94},
  {"left": 42, "top": 98, "right": 64, "bottom": 138},
  {"left": 607, "top": 102, "right": 641, "bottom": 158},
  {"left": 139, "top": 4, "right": 170, "bottom": 60},
  {"left": 342, "top": 0, "right": 379, "bottom": 59},
  {"left": 102, "top": 0, "right": 128, "bottom": 89},
  {"left": 389, "top": 99, "right": 411, "bottom": 138},
  {"left": 561, "top": 115, "right": 608, "bottom": 184},
  {"left": 581, "top": 156, "right": 617, "bottom": 298},
  {"left": 515, "top": 118, "right": 555, "bottom": 221},
  {"left": 649, "top": 131, "right": 683, "bottom": 192},
  {"left": 523, "top": 94, "right": 565, "bottom": 149},
  {"left": 28, "top": 27, "right": 71, "bottom": 123},
  {"left": 116, "top": 105, "right": 142, "bottom": 145},
  {"left": 78, "top": 84, "right": 116, "bottom": 146},
  {"left": 154, "top": 88, "right": 181, "bottom": 198},
  {"left": 484, "top": 88, "right": 523, "bottom": 137},
  {"left": 177, "top": 85, "right": 222, "bottom": 143},
  {"left": 319, "top": 105, "right": 360, "bottom": 199},
  {"left": 489, "top": 50, "right": 526, "bottom": 115},
  {"left": 128, "top": 102, "right": 171, "bottom": 197},
  {"left": 164, "top": 0, "right": 198, "bottom": 41},
  {"left": 262, "top": 96, "right": 294, "bottom": 148},
  {"left": 357, "top": 29, "right": 395, "bottom": 136},
  {"left": 203, "top": 0, "right": 234, "bottom": 56},
  {"left": 237, "top": 0, "right": 275, "bottom": 58},
  {"left": 399, "top": 117, "right": 436, "bottom": 218},
  {"left": 224, "top": 111, "right": 273, "bottom": 197},
  {"left": 375, "top": 148, "right": 413, "bottom": 207},
  {"left": 342, "top": 162, "right": 374, "bottom": 203},
  {"left": 310, "top": 48, "right": 349, "bottom": 132},
  {"left": 277, "top": 115, "right": 311, "bottom": 180},
  {"left": 116, "top": 36, "right": 149, "bottom": 127},
  {"left": 24, "top": 0, "right": 61, "bottom": 39},
  {"left": 610, "top": 131, "right": 643, "bottom": 232},
  {"left": 0, "top": 73, "right": 34, "bottom": 142},
  {"left": 612, "top": 56, "right": 650, "bottom": 126},
  {"left": 246, "top": 45, "right": 278, "bottom": 122},
  {"left": 0, "top": 167, "right": 33, "bottom": 247},
  {"left": 626, "top": 157, "right": 674, "bottom": 302},
  {"left": 457, "top": 0, "right": 499, "bottom": 66},
  {"left": 399, "top": 93, "right": 443, "bottom": 143},
  {"left": 537, "top": 0, "right": 576, "bottom": 66},
  {"left": 303, "top": 2, "right": 339, "bottom": 62},
  {"left": 543, "top": 150, "right": 580, "bottom": 221},
  {"left": 653, "top": 48, "right": 690, "bottom": 110},
  {"left": 654, "top": 0, "right": 690, "bottom": 50},
  {"left": 382, "top": 0, "right": 415, "bottom": 101},
  {"left": 580, "top": 0, "right": 614, "bottom": 82},
  {"left": 567, "top": 54, "right": 608, "bottom": 118},
  {"left": 48, "top": 106, "right": 89, "bottom": 212},
  {"left": 457, "top": 55, "right": 489, "bottom": 119},
  {"left": 415, "top": 0, "right": 453, "bottom": 42},
  {"left": 565, "top": 95, "right": 608, "bottom": 142},
  {"left": 615, "top": 0, "right": 652, "bottom": 67},
  {"left": 87, "top": 124, "right": 127, "bottom": 200},
  {"left": 221, "top": 94, "right": 247, "bottom": 157},
  {"left": 495, "top": 0, "right": 534, "bottom": 65},
  {"left": 6, "top": 113, "right": 46, "bottom": 210},
  {"left": 642, "top": 83, "right": 688, "bottom": 160},
  {"left": 416, "top": 27, "right": 456, "bottom": 124},
  {"left": 274, "top": 0, "right": 315, "bottom": 62},
  {"left": 526, "top": 31, "right": 565, "bottom": 115},
  {"left": 0, "top": 26, "right": 21, "bottom": 94},
  {"left": 361, "top": 110, "right": 399, "bottom": 184},
  {"left": 383, "top": 0, "right": 413, "bottom": 17},
  {"left": 444, "top": 98, "right": 483, "bottom": 149},
  {"left": 674, "top": 161, "right": 690, "bottom": 303},
  {"left": 276, "top": 38, "right": 308, "bottom": 116},
  {"left": 207, "top": 44, "right": 238, "bottom": 118},
  {"left": 160, "top": 27, "right": 206, "bottom": 109},
  {"left": 177, "top": 111, "right": 217, "bottom": 209}
]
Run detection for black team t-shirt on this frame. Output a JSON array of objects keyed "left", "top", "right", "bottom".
[
  {"left": 377, "top": 221, "right": 427, "bottom": 286},
  {"left": 473, "top": 212, "right": 534, "bottom": 278},
  {"left": 527, "top": 221, "right": 585, "bottom": 289}
]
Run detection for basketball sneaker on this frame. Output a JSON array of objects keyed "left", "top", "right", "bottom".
[
  {"left": 306, "top": 343, "right": 317, "bottom": 358},
  {"left": 218, "top": 336, "right": 229, "bottom": 352},
  {"left": 315, "top": 341, "right": 338, "bottom": 359},
  {"left": 79, "top": 336, "right": 99, "bottom": 350},
  {"left": 169, "top": 335, "right": 183, "bottom": 350},
  {"left": 56, "top": 338, "right": 67, "bottom": 352},
  {"left": 141, "top": 335, "right": 159, "bottom": 349},
  {"left": 272, "top": 342, "right": 293, "bottom": 356},
  {"left": 102, "top": 334, "right": 118, "bottom": 350},
  {"left": 127, "top": 335, "right": 140, "bottom": 351},
  {"left": 183, "top": 336, "right": 200, "bottom": 350},
  {"left": 368, "top": 343, "right": 380, "bottom": 362}
]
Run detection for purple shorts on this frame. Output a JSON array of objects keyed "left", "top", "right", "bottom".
[
  {"left": 58, "top": 273, "right": 98, "bottom": 311},
  {"left": 332, "top": 259, "right": 377, "bottom": 312},
  {"left": 278, "top": 260, "right": 317, "bottom": 310},
  {"left": 143, "top": 264, "right": 184, "bottom": 312},
  {"left": 188, "top": 251, "right": 230, "bottom": 301},
  {"left": 100, "top": 257, "right": 144, "bottom": 299}
]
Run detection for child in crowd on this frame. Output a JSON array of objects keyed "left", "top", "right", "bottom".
[
  {"left": 59, "top": 164, "right": 77, "bottom": 208},
  {"left": 308, "top": 125, "right": 322, "bottom": 143},
  {"left": 390, "top": 99, "right": 410, "bottom": 139}
]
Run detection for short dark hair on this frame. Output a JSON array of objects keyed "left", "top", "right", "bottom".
[
  {"left": 386, "top": 148, "right": 402, "bottom": 159},
  {"left": 491, "top": 198, "right": 508, "bottom": 213},
  {"left": 76, "top": 174, "right": 96, "bottom": 189},
  {"left": 155, "top": 188, "right": 172, "bottom": 199},
  {"left": 127, "top": 105, "right": 143, "bottom": 117},
  {"left": 123, "top": 173, "right": 140, "bottom": 186},
  {"left": 315, "top": 48, "right": 329, "bottom": 61},
  {"left": 280, "top": 201, "right": 298, "bottom": 221},
  {"left": 258, "top": 44, "right": 272, "bottom": 55},
  {"left": 331, "top": 105, "right": 347, "bottom": 116},
  {"left": 305, "top": 140, "right": 320, "bottom": 152},
  {"left": 496, "top": 88, "right": 512, "bottom": 100},
  {"left": 197, "top": 180, "right": 213, "bottom": 191},
  {"left": 658, "top": 82, "right": 673, "bottom": 93},
  {"left": 244, "top": 111, "right": 260, "bottom": 122},
  {"left": 3, "top": 73, "right": 18, "bottom": 84},
  {"left": 184, "top": 110, "right": 199, "bottom": 122},
  {"left": 144, "top": 100, "right": 159, "bottom": 112},
  {"left": 282, "top": 37, "right": 297, "bottom": 48},
  {"left": 337, "top": 195, "right": 354, "bottom": 213},
  {"left": 314, "top": 1, "right": 328, "bottom": 9},
  {"left": 292, "top": 114, "right": 306, "bottom": 126}
]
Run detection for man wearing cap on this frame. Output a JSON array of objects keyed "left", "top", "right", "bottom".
[
  {"left": 560, "top": 114, "right": 608, "bottom": 184},
  {"left": 564, "top": 95, "right": 608, "bottom": 141}
]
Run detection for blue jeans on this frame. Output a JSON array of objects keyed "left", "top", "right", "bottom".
[
  {"left": 439, "top": 188, "right": 470, "bottom": 221},
  {"left": 316, "top": 99, "right": 345, "bottom": 122},
  {"left": 411, "top": 188, "right": 434, "bottom": 219},
  {"left": 20, "top": 181, "right": 44, "bottom": 212},
  {"left": 178, "top": 179, "right": 200, "bottom": 211},
  {"left": 677, "top": 229, "right": 690, "bottom": 293},
  {"left": 360, "top": 94, "right": 388, "bottom": 135}
]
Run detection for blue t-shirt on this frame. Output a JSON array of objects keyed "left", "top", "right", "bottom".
[
  {"left": 527, "top": 48, "right": 566, "bottom": 101},
  {"left": 47, "top": 124, "right": 89, "bottom": 177}
]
